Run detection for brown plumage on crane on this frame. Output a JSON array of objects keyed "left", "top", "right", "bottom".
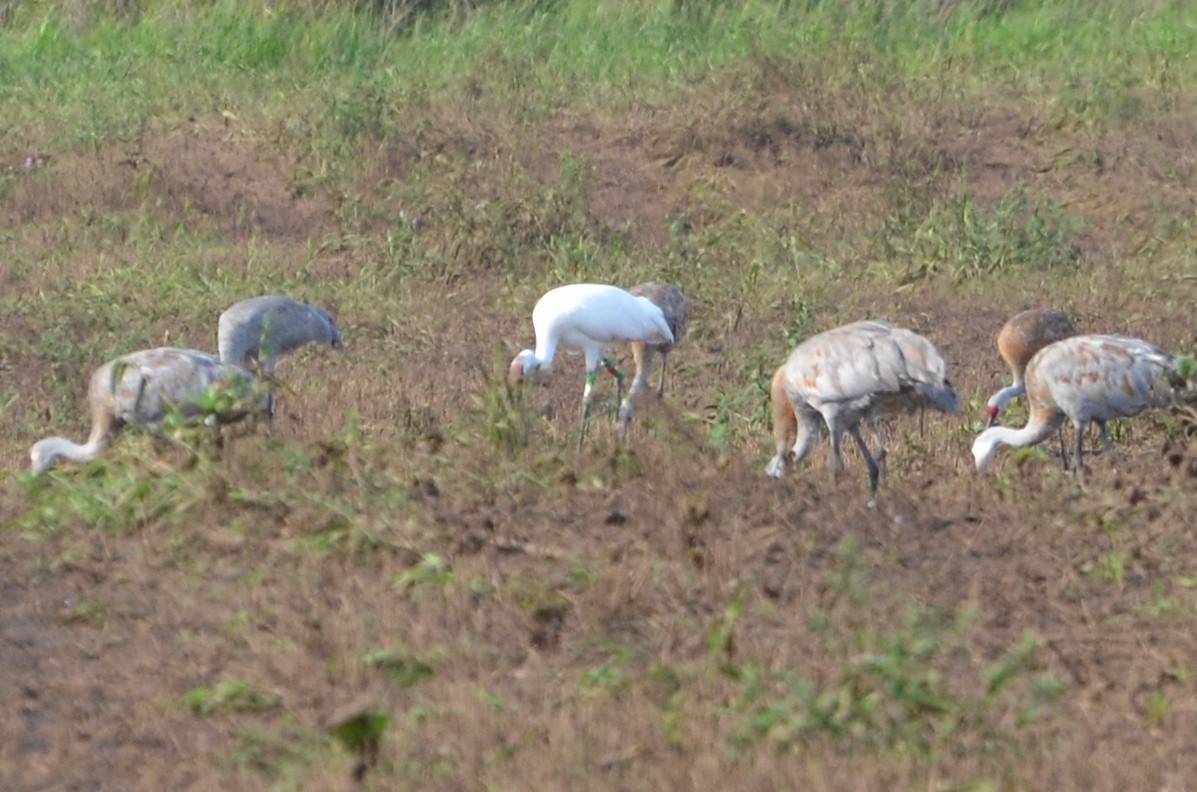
[
  {"left": 973, "top": 334, "right": 1185, "bottom": 480},
  {"left": 616, "top": 282, "right": 689, "bottom": 431},
  {"left": 765, "top": 320, "right": 960, "bottom": 492},
  {"left": 985, "top": 307, "right": 1078, "bottom": 426}
]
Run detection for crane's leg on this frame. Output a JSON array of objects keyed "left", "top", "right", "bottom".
[
  {"left": 600, "top": 357, "right": 625, "bottom": 421},
  {"left": 1097, "top": 420, "right": 1113, "bottom": 456},
  {"left": 867, "top": 415, "right": 887, "bottom": 480},
  {"left": 1073, "top": 421, "right": 1087, "bottom": 484},
  {"left": 828, "top": 428, "right": 845, "bottom": 484},
  {"left": 765, "top": 379, "right": 799, "bottom": 477},
  {"left": 577, "top": 371, "right": 597, "bottom": 451},
  {"left": 616, "top": 347, "right": 649, "bottom": 432},
  {"left": 656, "top": 352, "right": 669, "bottom": 399},
  {"left": 1056, "top": 427, "right": 1068, "bottom": 471},
  {"left": 767, "top": 405, "right": 820, "bottom": 479},
  {"left": 849, "top": 423, "right": 881, "bottom": 493},
  {"left": 264, "top": 390, "right": 275, "bottom": 436}
]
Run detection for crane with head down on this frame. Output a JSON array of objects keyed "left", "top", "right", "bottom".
[{"left": 765, "top": 320, "right": 960, "bottom": 492}]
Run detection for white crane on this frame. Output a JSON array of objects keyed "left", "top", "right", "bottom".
[
  {"left": 29, "top": 347, "right": 257, "bottom": 475},
  {"left": 972, "top": 334, "right": 1186, "bottom": 480},
  {"left": 985, "top": 307, "right": 1077, "bottom": 425},
  {"left": 509, "top": 283, "right": 674, "bottom": 450},
  {"left": 615, "top": 282, "right": 689, "bottom": 431},
  {"left": 217, "top": 295, "right": 343, "bottom": 429},
  {"left": 764, "top": 320, "right": 960, "bottom": 492}
]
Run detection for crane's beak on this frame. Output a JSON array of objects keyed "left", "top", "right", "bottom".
[{"left": 984, "top": 406, "right": 999, "bottom": 428}]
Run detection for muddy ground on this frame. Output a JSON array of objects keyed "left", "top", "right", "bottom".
[{"left": 2, "top": 97, "right": 1197, "bottom": 790}]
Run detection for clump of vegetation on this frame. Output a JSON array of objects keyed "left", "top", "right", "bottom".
[
  {"left": 874, "top": 184, "right": 1082, "bottom": 283},
  {"left": 5, "top": 1, "right": 1197, "bottom": 790},
  {"left": 183, "top": 678, "right": 282, "bottom": 715}
]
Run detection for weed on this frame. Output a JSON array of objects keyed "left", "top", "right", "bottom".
[
  {"left": 183, "top": 678, "right": 282, "bottom": 715},
  {"left": 361, "top": 647, "right": 435, "bottom": 688},
  {"left": 877, "top": 185, "right": 1082, "bottom": 283},
  {"left": 393, "top": 553, "right": 453, "bottom": 593}
]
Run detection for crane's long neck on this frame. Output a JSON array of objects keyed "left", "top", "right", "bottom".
[
  {"left": 30, "top": 433, "right": 110, "bottom": 473},
  {"left": 31, "top": 403, "right": 119, "bottom": 474},
  {"left": 986, "top": 421, "right": 1059, "bottom": 449},
  {"left": 532, "top": 335, "right": 558, "bottom": 370},
  {"left": 986, "top": 380, "right": 1025, "bottom": 410},
  {"left": 973, "top": 410, "right": 1063, "bottom": 470}
]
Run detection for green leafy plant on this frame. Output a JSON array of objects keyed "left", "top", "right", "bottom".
[{"left": 182, "top": 678, "right": 281, "bottom": 715}]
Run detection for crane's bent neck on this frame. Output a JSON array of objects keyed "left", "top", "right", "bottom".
[
  {"left": 31, "top": 435, "right": 110, "bottom": 473},
  {"left": 973, "top": 416, "right": 1061, "bottom": 470},
  {"left": 532, "top": 338, "right": 558, "bottom": 370},
  {"left": 986, "top": 381, "right": 1025, "bottom": 410}
]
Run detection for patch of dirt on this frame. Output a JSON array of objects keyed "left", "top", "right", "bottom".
[
  {"left": 6, "top": 81, "right": 1197, "bottom": 792},
  {"left": 1, "top": 115, "right": 336, "bottom": 242},
  {"left": 137, "top": 116, "right": 337, "bottom": 240}
]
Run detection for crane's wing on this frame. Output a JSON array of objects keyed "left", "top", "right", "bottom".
[
  {"left": 110, "top": 348, "right": 253, "bottom": 424},
  {"left": 537, "top": 286, "right": 673, "bottom": 346},
  {"left": 1036, "top": 335, "right": 1180, "bottom": 419},
  {"left": 785, "top": 322, "right": 959, "bottom": 414}
]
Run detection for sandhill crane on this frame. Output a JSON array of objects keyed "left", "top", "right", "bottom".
[
  {"left": 217, "top": 295, "right": 343, "bottom": 429},
  {"left": 615, "top": 282, "right": 689, "bottom": 431},
  {"left": 764, "top": 320, "right": 960, "bottom": 492},
  {"left": 972, "top": 334, "right": 1186, "bottom": 481},
  {"left": 29, "top": 347, "right": 257, "bottom": 475},
  {"left": 509, "top": 283, "right": 674, "bottom": 450},
  {"left": 985, "top": 308, "right": 1077, "bottom": 426}
]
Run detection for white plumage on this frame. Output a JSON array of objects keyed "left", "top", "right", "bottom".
[
  {"left": 217, "top": 295, "right": 343, "bottom": 429},
  {"left": 509, "top": 283, "right": 674, "bottom": 449},
  {"left": 30, "top": 347, "right": 256, "bottom": 475},
  {"left": 972, "top": 334, "right": 1184, "bottom": 479},
  {"left": 765, "top": 320, "right": 960, "bottom": 492}
]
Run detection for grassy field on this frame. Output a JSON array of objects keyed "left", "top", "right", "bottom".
[{"left": 4, "top": 1, "right": 1197, "bottom": 789}]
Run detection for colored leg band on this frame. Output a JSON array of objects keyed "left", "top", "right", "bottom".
[{"left": 601, "top": 358, "right": 624, "bottom": 381}]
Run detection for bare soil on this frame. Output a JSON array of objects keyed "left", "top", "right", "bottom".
[{"left": 3, "top": 99, "right": 1197, "bottom": 791}]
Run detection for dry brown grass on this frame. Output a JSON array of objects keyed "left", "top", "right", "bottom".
[{"left": 5, "top": 73, "right": 1197, "bottom": 792}]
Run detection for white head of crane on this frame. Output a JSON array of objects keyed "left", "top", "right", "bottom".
[{"left": 509, "top": 283, "right": 674, "bottom": 450}]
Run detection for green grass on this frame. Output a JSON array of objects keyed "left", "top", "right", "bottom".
[
  {"left": 6, "top": 1, "right": 1197, "bottom": 150},
  {"left": 7, "top": 1, "right": 1197, "bottom": 789}
]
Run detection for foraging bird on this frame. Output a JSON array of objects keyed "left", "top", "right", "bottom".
[
  {"left": 509, "top": 283, "right": 674, "bottom": 450},
  {"left": 29, "top": 347, "right": 256, "bottom": 475},
  {"left": 615, "top": 282, "right": 689, "bottom": 430},
  {"left": 985, "top": 308, "right": 1077, "bottom": 426},
  {"left": 972, "top": 334, "right": 1185, "bottom": 480},
  {"left": 765, "top": 320, "right": 960, "bottom": 492},
  {"left": 217, "top": 295, "right": 343, "bottom": 429}
]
